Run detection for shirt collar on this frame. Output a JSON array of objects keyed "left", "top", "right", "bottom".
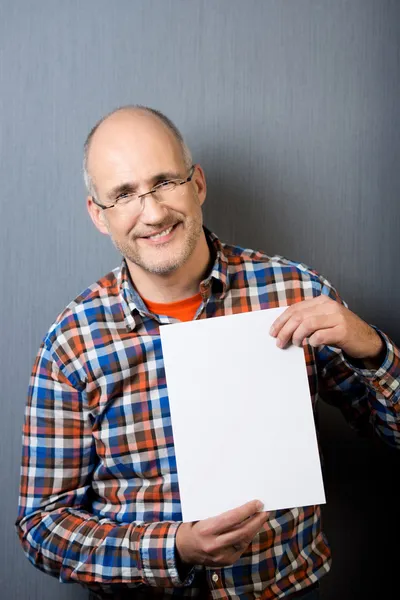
[
  {"left": 202, "top": 227, "right": 229, "bottom": 298},
  {"left": 117, "top": 227, "right": 230, "bottom": 331}
]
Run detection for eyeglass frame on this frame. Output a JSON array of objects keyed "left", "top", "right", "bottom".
[{"left": 90, "top": 164, "right": 196, "bottom": 211}]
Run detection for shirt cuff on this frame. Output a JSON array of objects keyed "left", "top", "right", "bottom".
[
  {"left": 343, "top": 328, "right": 400, "bottom": 407},
  {"left": 138, "top": 521, "right": 195, "bottom": 588}
]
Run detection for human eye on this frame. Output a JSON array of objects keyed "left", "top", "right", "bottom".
[
  {"left": 155, "top": 179, "right": 176, "bottom": 191},
  {"left": 115, "top": 191, "right": 137, "bottom": 205}
]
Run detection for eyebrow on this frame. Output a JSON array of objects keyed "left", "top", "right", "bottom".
[{"left": 106, "top": 171, "right": 183, "bottom": 201}]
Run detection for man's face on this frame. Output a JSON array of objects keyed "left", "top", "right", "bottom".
[{"left": 87, "top": 111, "right": 206, "bottom": 276}]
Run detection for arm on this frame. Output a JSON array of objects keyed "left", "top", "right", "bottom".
[
  {"left": 16, "top": 339, "right": 268, "bottom": 587},
  {"left": 16, "top": 340, "right": 188, "bottom": 588},
  {"left": 269, "top": 282, "right": 400, "bottom": 448},
  {"left": 315, "top": 329, "right": 400, "bottom": 448}
]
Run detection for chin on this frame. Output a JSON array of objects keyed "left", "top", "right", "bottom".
[
  {"left": 141, "top": 258, "right": 184, "bottom": 275},
  {"left": 137, "top": 246, "right": 194, "bottom": 275},
  {"left": 119, "top": 226, "right": 200, "bottom": 275}
]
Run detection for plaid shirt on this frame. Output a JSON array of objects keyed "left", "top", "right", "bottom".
[{"left": 16, "top": 229, "right": 400, "bottom": 599}]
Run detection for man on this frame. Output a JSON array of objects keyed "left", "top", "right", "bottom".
[{"left": 16, "top": 106, "right": 400, "bottom": 599}]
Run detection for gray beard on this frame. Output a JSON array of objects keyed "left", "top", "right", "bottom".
[{"left": 111, "top": 220, "right": 203, "bottom": 275}]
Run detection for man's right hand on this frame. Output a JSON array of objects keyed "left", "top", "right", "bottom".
[{"left": 175, "top": 500, "right": 268, "bottom": 567}]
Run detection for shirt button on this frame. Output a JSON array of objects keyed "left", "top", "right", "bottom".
[{"left": 212, "top": 573, "right": 219, "bottom": 583}]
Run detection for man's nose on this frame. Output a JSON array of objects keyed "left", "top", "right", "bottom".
[{"left": 138, "top": 193, "right": 168, "bottom": 223}]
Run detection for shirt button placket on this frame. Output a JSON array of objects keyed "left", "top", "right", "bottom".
[{"left": 200, "top": 282, "right": 210, "bottom": 300}]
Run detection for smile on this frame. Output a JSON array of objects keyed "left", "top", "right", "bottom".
[
  {"left": 140, "top": 223, "right": 179, "bottom": 244},
  {"left": 148, "top": 225, "right": 174, "bottom": 240}
]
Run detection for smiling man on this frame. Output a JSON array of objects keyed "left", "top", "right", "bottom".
[
  {"left": 16, "top": 106, "right": 400, "bottom": 600},
  {"left": 85, "top": 108, "right": 210, "bottom": 303}
]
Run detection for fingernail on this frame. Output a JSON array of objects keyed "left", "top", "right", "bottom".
[
  {"left": 256, "top": 501, "right": 264, "bottom": 511},
  {"left": 276, "top": 339, "right": 283, "bottom": 348},
  {"left": 269, "top": 326, "right": 275, "bottom": 336}
]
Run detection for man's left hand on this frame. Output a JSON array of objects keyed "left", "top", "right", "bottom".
[{"left": 269, "top": 295, "right": 384, "bottom": 365}]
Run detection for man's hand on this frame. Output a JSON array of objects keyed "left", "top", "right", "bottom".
[
  {"left": 269, "top": 295, "right": 384, "bottom": 365},
  {"left": 176, "top": 500, "right": 268, "bottom": 567}
]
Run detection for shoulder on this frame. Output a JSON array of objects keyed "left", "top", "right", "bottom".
[
  {"left": 44, "top": 266, "right": 123, "bottom": 348},
  {"left": 221, "top": 240, "right": 339, "bottom": 298}
]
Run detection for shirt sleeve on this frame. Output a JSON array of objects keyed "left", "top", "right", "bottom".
[
  {"left": 314, "top": 281, "right": 400, "bottom": 449},
  {"left": 15, "top": 339, "right": 193, "bottom": 588}
]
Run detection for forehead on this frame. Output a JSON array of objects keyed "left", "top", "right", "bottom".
[{"left": 88, "top": 112, "right": 186, "bottom": 190}]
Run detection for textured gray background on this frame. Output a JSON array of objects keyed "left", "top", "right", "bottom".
[{"left": 1, "top": 1, "right": 399, "bottom": 599}]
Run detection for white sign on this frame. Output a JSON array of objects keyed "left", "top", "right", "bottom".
[{"left": 160, "top": 307, "right": 325, "bottom": 522}]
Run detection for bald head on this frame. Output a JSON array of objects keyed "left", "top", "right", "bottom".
[
  {"left": 83, "top": 106, "right": 192, "bottom": 198},
  {"left": 84, "top": 106, "right": 207, "bottom": 282}
]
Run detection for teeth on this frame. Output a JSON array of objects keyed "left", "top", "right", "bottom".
[{"left": 148, "top": 226, "right": 173, "bottom": 240}]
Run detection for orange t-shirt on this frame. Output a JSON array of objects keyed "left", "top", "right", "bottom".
[{"left": 143, "top": 293, "right": 202, "bottom": 322}]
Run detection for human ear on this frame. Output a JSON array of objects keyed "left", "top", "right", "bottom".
[
  {"left": 86, "top": 196, "right": 110, "bottom": 235},
  {"left": 192, "top": 164, "right": 207, "bottom": 206}
]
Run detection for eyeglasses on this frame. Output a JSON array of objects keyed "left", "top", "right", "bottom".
[{"left": 92, "top": 164, "right": 196, "bottom": 214}]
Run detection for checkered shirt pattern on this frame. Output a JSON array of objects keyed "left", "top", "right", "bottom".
[{"left": 16, "top": 230, "right": 400, "bottom": 599}]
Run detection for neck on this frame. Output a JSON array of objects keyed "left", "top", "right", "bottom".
[{"left": 126, "top": 231, "right": 211, "bottom": 303}]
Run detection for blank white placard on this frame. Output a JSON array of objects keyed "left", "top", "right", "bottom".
[{"left": 160, "top": 307, "right": 325, "bottom": 522}]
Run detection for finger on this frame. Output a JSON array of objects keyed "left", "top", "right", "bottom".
[
  {"left": 275, "top": 304, "right": 344, "bottom": 348},
  {"left": 225, "top": 516, "right": 253, "bottom": 533},
  {"left": 308, "top": 325, "right": 345, "bottom": 348},
  {"left": 291, "top": 313, "right": 340, "bottom": 347},
  {"left": 269, "top": 307, "right": 294, "bottom": 338},
  {"left": 209, "top": 500, "right": 264, "bottom": 535},
  {"left": 273, "top": 311, "right": 309, "bottom": 348},
  {"left": 269, "top": 296, "right": 335, "bottom": 337},
  {"left": 217, "top": 511, "right": 268, "bottom": 549}
]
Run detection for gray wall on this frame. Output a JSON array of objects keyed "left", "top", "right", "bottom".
[{"left": 1, "top": 1, "right": 399, "bottom": 598}]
